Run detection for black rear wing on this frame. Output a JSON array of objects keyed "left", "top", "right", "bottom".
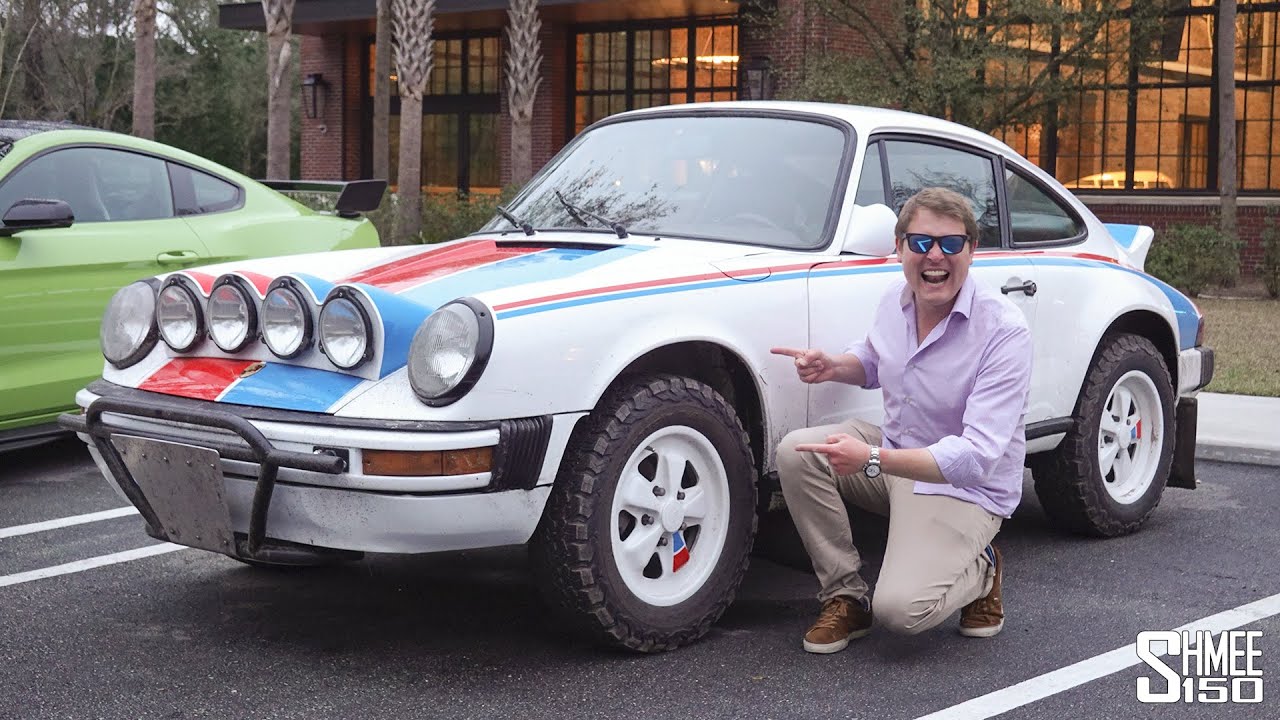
[{"left": 259, "top": 179, "right": 388, "bottom": 218}]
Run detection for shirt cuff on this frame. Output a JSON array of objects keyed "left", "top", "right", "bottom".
[{"left": 926, "top": 435, "right": 983, "bottom": 489}]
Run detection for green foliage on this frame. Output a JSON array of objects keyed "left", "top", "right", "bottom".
[
  {"left": 1145, "top": 224, "right": 1241, "bottom": 297},
  {"left": 795, "top": 0, "right": 1167, "bottom": 135},
  {"left": 289, "top": 187, "right": 519, "bottom": 246},
  {"left": 1258, "top": 211, "right": 1280, "bottom": 299}
]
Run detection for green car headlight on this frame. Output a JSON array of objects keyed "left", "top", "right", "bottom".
[
  {"left": 100, "top": 280, "right": 159, "bottom": 368},
  {"left": 408, "top": 298, "right": 493, "bottom": 406}
]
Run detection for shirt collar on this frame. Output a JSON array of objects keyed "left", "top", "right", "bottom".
[{"left": 899, "top": 273, "right": 977, "bottom": 319}]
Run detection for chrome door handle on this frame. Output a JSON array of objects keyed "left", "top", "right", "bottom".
[{"left": 1000, "top": 280, "right": 1037, "bottom": 296}]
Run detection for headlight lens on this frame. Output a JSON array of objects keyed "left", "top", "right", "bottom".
[
  {"left": 208, "top": 280, "right": 256, "bottom": 353},
  {"left": 319, "top": 296, "right": 370, "bottom": 369},
  {"left": 262, "top": 286, "right": 311, "bottom": 358},
  {"left": 100, "top": 281, "right": 158, "bottom": 368},
  {"left": 409, "top": 300, "right": 491, "bottom": 403},
  {"left": 157, "top": 281, "right": 202, "bottom": 352}
]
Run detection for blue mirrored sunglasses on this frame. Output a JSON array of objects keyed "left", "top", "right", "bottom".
[{"left": 902, "top": 233, "right": 969, "bottom": 255}]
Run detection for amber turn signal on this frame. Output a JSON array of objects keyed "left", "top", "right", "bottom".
[{"left": 362, "top": 447, "right": 493, "bottom": 477}]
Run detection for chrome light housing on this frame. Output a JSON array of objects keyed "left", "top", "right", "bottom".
[
  {"left": 408, "top": 298, "right": 493, "bottom": 406},
  {"left": 318, "top": 289, "right": 372, "bottom": 369},
  {"left": 261, "top": 281, "right": 312, "bottom": 359},
  {"left": 100, "top": 279, "right": 159, "bottom": 368},
  {"left": 157, "top": 277, "right": 203, "bottom": 352},
  {"left": 208, "top": 276, "right": 258, "bottom": 353}
]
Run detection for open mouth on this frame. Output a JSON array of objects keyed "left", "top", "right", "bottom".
[{"left": 922, "top": 269, "right": 950, "bottom": 285}]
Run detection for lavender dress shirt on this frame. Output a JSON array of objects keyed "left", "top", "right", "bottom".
[{"left": 845, "top": 275, "right": 1033, "bottom": 518}]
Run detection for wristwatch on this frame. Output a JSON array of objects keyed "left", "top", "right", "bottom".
[{"left": 863, "top": 446, "right": 882, "bottom": 479}]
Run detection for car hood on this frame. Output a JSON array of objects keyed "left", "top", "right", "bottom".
[{"left": 128, "top": 233, "right": 798, "bottom": 413}]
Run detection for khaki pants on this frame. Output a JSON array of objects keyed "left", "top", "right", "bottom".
[{"left": 776, "top": 419, "right": 1001, "bottom": 635}]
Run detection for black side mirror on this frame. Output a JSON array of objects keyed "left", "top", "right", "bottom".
[{"left": 0, "top": 198, "right": 75, "bottom": 237}]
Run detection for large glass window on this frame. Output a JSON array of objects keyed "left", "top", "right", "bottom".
[
  {"left": 573, "top": 20, "right": 738, "bottom": 134},
  {"left": 994, "top": 1, "right": 1280, "bottom": 193},
  {"left": 370, "top": 34, "right": 500, "bottom": 193}
]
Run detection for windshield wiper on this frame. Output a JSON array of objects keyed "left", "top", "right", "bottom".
[
  {"left": 495, "top": 205, "right": 535, "bottom": 236},
  {"left": 554, "top": 190, "right": 627, "bottom": 239}
]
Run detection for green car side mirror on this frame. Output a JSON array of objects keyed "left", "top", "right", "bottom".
[{"left": 0, "top": 198, "right": 75, "bottom": 237}]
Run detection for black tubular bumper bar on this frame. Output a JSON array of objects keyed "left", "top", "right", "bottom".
[{"left": 59, "top": 396, "right": 345, "bottom": 557}]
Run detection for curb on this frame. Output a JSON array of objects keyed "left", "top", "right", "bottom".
[{"left": 1196, "top": 442, "right": 1280, "bottom": 468}]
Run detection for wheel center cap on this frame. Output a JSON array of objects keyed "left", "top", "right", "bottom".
[{"left": 659, "top": 501, "right": 684, "bottom": 533}]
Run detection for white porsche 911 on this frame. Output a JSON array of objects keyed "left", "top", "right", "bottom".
[{"left": 63, "top": 101, "right": 1213, "bottom": 652}]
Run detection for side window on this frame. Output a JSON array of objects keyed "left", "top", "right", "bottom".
[
  {"left": 1005, "top": 166, "right": 1084, "bottom": 244},
  {"left": 853, "top": 142, "right": 887, "bottom": 207},
  {"left": 169, "top": 163, "right": 242, "bottom": 215},
  {"left": 882, "top": 139, "right": 1002, "bottom": 248},
  {"left": 91, "top": 149, "right": 174, "bottom": 221}
]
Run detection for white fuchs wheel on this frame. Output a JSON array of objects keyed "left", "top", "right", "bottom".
[
  {"left": 1097, "top": 370, "right": 1165, "bottom": 505},
  {"left": 609, "top": 425, "right": 731, "bottom": 607}
]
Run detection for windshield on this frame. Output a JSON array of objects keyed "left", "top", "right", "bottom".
[{"left": 483, "top": 114, "right": 850, "bottom": 249}]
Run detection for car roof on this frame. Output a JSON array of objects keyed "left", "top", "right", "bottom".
[
  {"left": 0, "top": 120, "right": 95, "bottom": 143},
  {"left": 618, "top": 100, "right": 1019, "bottom": 156}
]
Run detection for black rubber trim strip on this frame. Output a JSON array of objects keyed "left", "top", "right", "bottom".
[
  {"left": 1026, "top": 418, "right": 1074, "bottom": 440},
  {"left": 85, "top": 379, "right": 500, "bottom": 432},
  {"left": 489, "top": 416, "right": 553, "bottom": 491}
]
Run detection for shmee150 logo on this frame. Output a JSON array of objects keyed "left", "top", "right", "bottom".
[{"left": 1136, "top": 630, "right": 1263, "bottom": 704}]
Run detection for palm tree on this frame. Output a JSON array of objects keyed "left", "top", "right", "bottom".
[
  {"left": 132, "top": 0, "right": 156, "bottom": 139},
  {"left": 1217, "top": 0, "right": 1238, "bottom": 252},
  {"left": 505, "top": 0, "right": 542, "bottom": 185},
  {"left": 391, "top": 0, "right": 436, "bottom": 244},
  {"left": 262, "top": 0, "right": 296, "bottom": 179},
  {"left": 372, "top": 0, "right": 392, "bottom": 183}
]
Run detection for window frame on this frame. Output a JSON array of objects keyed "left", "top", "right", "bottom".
[
  {"left": 0, "top": 143, "right": 227, "bottom": 223},
  {"left": 869, "top": 133, "right": 1011, "bottom": 250},
  {"left": 1000, "top": 157, "right": 1089, "bottom": 249}
]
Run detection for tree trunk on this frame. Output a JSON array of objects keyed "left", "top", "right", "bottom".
[
  {"left": 505, "top": 0, "right": 542, "bottom": 185},
  {"left": 263, "top": 0, "right": 297, "bottom": 179},
  {"left": 1217, "top": 0, "right": 1238, "bottom": 254},
  {"left": 132, "top": 0, "right": 156, "bottom": 139},
  {"left": 391, "top": 0, "right": 436, "bottom": 244},
  {"left": 397, "top": 94, "right": 424, "bottom": 243},
  {"left": 373, "top": 0, "right": 392, "bottom": 183}
]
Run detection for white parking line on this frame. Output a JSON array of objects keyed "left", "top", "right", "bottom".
[
  {"left": 0, "top": 507, "right": 139, "bottom": 539},
  {"left": 0, "top": 543, "right": 186, "bottom": 588},
  {"left": 915, "top": 591, "right": 1280, "bottom": 720}
]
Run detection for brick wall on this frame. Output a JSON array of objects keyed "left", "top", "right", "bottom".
[
  {"left": 1082, "top": 199, "right": 1272, "bottom": 276},
  {"left": 741, "top": 0, "right": 892, "bottom": 98},
  {"left": 299, "top": 34, "right": 360, "bottom": 180}
]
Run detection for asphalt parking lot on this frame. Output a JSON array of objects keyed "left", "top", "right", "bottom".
[{"left": 2, "top": 437, "right": 1277, "bottom": 720}]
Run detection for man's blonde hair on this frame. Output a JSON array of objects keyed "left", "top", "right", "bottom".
[{"left": 894, "top": 187, "right": 980, "bottom": 245}]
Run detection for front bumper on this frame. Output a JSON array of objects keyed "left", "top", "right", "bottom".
[
  {"left": 60, "top": 382, "right": 574, "bottom": 559},
  {"left": 1178, "top": 346, "right": 1215, "bottom": 394}
]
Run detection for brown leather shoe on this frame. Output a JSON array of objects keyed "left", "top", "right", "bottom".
[
  {"left": 960, "top": 544, "right": 1004, "bottom": 638},
  {"left": 803, "top": 595, "right": 872, "bottom": 653}
]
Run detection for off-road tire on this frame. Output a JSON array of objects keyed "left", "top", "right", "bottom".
[
  {"left": 1031, "top": 333, "right": 1175, "bottom": 537},
  {"left": 529, "top": 374, "right": 757, "bottom": 652}
]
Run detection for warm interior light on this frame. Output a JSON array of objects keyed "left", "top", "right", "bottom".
[
  {"left": 651, "top": 54, "right": 739, "bottom": 67},
  {"left": 362, "top": 448, "right": 494, "bottom": 477}
]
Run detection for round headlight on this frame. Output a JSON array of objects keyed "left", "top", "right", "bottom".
[
  {"left": 208, "top": 280, "right": 256, "bottom": 353},
  {"left": 262, "top": 285, "right": 312, "bottom": 358},
  {"left": 408, "top": 299, "right": 492, "bottom": 404},
  {"left": 318, "top": 295, "right": 370, "bottom": 369},
  {"left": 157, "top": 281, "right": 203, "bottom": 352},
  {"left": 100, "top": 281, "right": 159, "bottom": 368}
]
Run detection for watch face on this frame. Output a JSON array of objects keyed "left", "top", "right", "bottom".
[{"left": 865, "top": 464, "right": 881, "bottom": 478}]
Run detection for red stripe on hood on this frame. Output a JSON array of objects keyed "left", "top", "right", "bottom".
[
  {"left": 181, "top": 271, "right": 217, "bottom": 295},
  {"left": 140, "top": 358, "right": 259, "bottom": 401},
  {"left": 236, "top": 271, "right": 275, "bottom": 296},
  {"left": 339, "top": 239, "right": 542, "bottom": 294}
]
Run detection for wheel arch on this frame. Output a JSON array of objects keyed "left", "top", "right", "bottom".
[
  {"left": 1100, "top": 310, "right": 1179, "bottom": 390},
  {"left": 600, "top": 341, "right": 767, "bottom": 476}
]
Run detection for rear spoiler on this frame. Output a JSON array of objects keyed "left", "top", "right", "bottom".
[
  {"left": 1102, "top": 223, "right": 1155, "bottom": 270},
  {"left": 258, "top": 179, "right": 388, "bottom": 218}
]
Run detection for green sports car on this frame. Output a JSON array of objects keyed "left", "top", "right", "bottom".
[{"left": 0, "top": 121, "right": 382, "bottom": 450}]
